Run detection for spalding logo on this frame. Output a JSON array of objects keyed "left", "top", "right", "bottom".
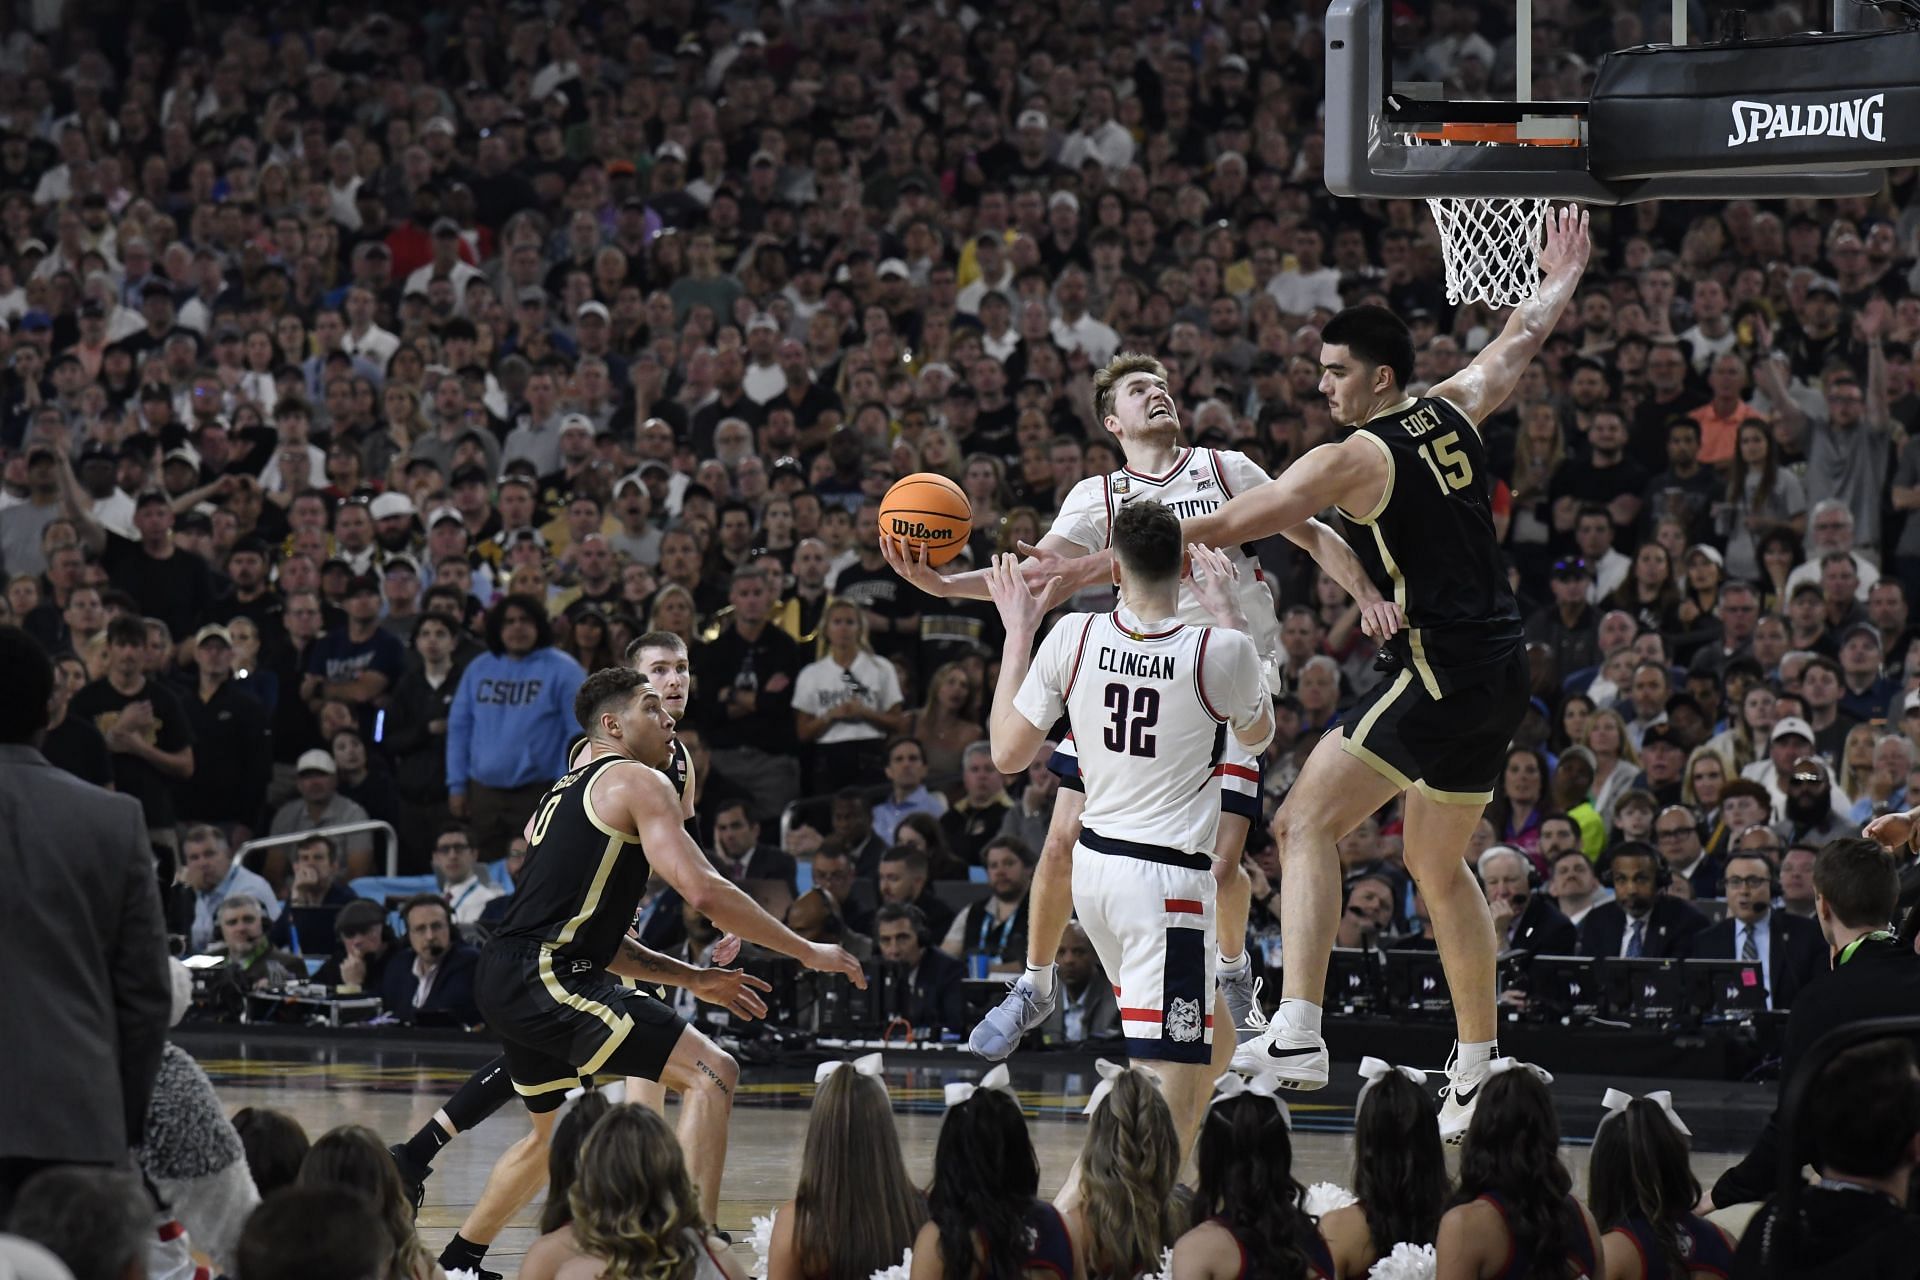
[
  {"left": 890, "top": 517, "right": 953, "bottom": 541},
  {"left": 1727, "top": 94, "right": 1885, "bottom": 148}
]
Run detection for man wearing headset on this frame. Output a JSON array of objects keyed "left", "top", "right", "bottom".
[
  {"left": 874, "top": 901, "right": 966, "bottom": 1034},
  {"left": 1575, "top": 841, "right": 1711, "bottom": 959},
  {"left": 1682, "top": 849, "right": 1825, "bottom": 1009},
  {"left": 1477, "top": 845, "right": 1577, "bottom": 958}
]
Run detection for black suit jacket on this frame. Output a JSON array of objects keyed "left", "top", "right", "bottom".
[
  {"left": 1577, "top": 896, "right": 1710, "bottom": 959},
  {"left": 1505, "top": 894, "right": 1578, "bottom": 957},
  {"left": 900, "top": 947, "right": 967, "bottom": 1033},
  {"left": 1712, "top": 937, "right": 1920, "bottom": 1207},
  {"left": 378, "top": 940, "right": 481, "bottom": 1025},
  {"left": 1683, "top": 910, "right": 1825, "bottom": 1010}
]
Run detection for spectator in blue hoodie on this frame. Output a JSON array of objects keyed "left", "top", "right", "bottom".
[{"left": 445, "top": 594, "right": 586, "bottom": 860}]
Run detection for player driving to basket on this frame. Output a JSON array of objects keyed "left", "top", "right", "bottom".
[
  {"left": 473, "top": 669, "right": 865, "bottom": 1229},
  {"left": 986, "top": 498, "right": 1275, "bottom": 1188},
  {"left": 1031, "top": 207, "right": 1591, "bottom": 1141},
  {"left": 882, "top": 353, "right": 1402, "bottom": 1061}
]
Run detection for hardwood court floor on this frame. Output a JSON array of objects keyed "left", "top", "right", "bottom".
[{"left": 200, "top": 1055, "right": 1742, "bottom": 1276}]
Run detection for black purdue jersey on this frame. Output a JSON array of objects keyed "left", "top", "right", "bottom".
[
  {"left": 1337, "top": 396, "right": 1523, "bottom": 693},
  {"left": 567, "top": 733, "right": 695, "bottom": 836},
  {"left": 491, "top": 754, "right": 653, "bottom": 967}
]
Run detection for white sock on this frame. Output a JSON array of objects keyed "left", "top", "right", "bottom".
[
  {"left": 1023, "top": 962, "right": 1056, "bottom": 999},
  {"left": 1217, "top": 950, "right": 1248, "bottom": 975},
  {"left": 1456, "top": 1038, "right": 1498, "bottom": 1077},
  {"left": 1276, "top": 998, "right": 1323, "bottom": 1035}
]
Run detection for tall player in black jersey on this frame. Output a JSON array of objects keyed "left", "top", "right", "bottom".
[
  {"left": 1171, "top": 207, "right": 1590, "bottom": 1140},
  {"left": 474, "top": 668, "right": 864, "bottom": 1236}
]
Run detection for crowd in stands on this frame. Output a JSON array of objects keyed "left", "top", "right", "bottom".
[{"left": 7, "top": 0, "right": 1920, "bottom": 1274}]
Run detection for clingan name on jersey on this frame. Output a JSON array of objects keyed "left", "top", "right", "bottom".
[{"left": 1096, "top": 646, "right": 1176, "bottom": 679}]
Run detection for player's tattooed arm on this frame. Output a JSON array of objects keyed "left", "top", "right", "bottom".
[{"left": 608, "top": 935, "right": 702, "bottom": 987}]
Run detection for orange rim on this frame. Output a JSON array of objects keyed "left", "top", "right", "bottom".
[{"left": 1407, "top": 122, "right": 1580, "bottom": 147}]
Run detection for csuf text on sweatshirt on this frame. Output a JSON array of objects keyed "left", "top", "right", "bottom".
[{"left": 445, "top": 647, "right": 587, "bottom": 794}]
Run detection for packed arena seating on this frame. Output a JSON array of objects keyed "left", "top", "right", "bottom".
[{"left": 5, "top": 0, "right": 1920, "bottom": 1272}]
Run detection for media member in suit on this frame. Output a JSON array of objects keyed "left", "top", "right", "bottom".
[
  {"left": 1711, "top": 837, "right": 1920, "bottom": 1208},
  {"left": 1479, "top": 845, "right": 1578, "bottom": 957},
  {"left": 378, "top": 894, "right": 481, "bottom": 1025},
  {"left": 1576, "top": 842, "right": 1710, "bottom": 959},
  {"left": 1681, "top": 850, "right": 1825, "bottom": 1009},
  {"left": 0, "top": 628, "right": 171, "bottom": 1215},
  {"left": 1039, "top": 921, "right": 1121, "bottom": 1045},
  {"left": 873, "top": 902, "right": 965, "bottom": 1034}
]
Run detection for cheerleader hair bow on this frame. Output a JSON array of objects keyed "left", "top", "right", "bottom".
[
  {"left": 1600, "top": 1087, "right": 1692, "bottom": 1137},
  {"left": 1356, "top": 1056, "right": 1429, "bottom": 1107},
  {"left": 1082, "top": 1058, "right": 1165, "bottom": 1116},
  {"left": 814, "top": 1052, "right": 887, "bottom": 1097},
  {"left": 1206, "top": 1071, "right": 1291, "bottom": 1126},
  {"left": 1485, "top": 1057, "right": 1555, "bottom": 1085},
  {"left": 943, "top": 1062, "right": 1017, "bottom": 1108}
]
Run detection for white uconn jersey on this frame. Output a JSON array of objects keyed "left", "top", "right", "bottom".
[
  {"left": 1015, "top": 608, "right": 1268, "bottom": 857},
  {"left": 1051, "top": 448, "right": 1280, "bottom": 666}
]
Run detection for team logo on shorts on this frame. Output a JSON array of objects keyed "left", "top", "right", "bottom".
[{"left": 1166, "top": 997, "right": 1203, "bottom": 1043}]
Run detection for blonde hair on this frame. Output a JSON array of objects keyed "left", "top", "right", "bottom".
[
  {"left": 814, "top": 596, "right": 872, "bottom": 661},
  {"left": 1680, "top": 745, "right": 1730, "bottom": 809},
  {"left": 1093, "top": 352, "right": 1170, "bottom": 425},
  {"left": 1838, "top": 723, "right": 1883, "bottom": 802},
  {"left": 1078, "top": 1069, "right": 1180, "bottom": 1279},
  {"left": 1587, "top": 706, "right": 1641, "bottom": 768},
  {"left": 568, "top": 1105, "right": 706, "bottom": 1280}
]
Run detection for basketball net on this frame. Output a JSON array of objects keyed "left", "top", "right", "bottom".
[
  {"left": 1402, "top": 126, "right": 1566, "bottom": 309},
  {"left": 1426, "top": 193, "right": 1550, "bottom": 309}
]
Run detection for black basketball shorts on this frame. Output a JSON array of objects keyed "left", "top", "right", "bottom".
[
  {"left": 475, "top": 939, "right": 687, "bottom": 1113},
  {"left": 1339, "top": 646, "right": 1531, "bottom": 804}
]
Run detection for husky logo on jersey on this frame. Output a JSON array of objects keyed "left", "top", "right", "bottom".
[{"left": 1166, "top": 997, "right": 1203, "bottom": 1043}]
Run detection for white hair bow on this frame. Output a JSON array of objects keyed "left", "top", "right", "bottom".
[
  {"left": 815, "top": 1052, "right": 887, "bottom": 1096},
  {"left": 1600, "top": 1087, "right": 1692, "bottom": 1137},
  {"left": 1485, "top": 1057, "right": 1555, "bottom": 1085},
  {"left": 1357, "top": 1056, "right": 1428, "bottom": 1097},
  {"left": 1207, "top": 1071, "right": 1291, "bottom": 1126},
  {"left": 943, "top": 1062, "right": 1016, "bottom": 1109},
  {"left": 1081, "top": 1058, "right": 1164, "bottom": 1116}
]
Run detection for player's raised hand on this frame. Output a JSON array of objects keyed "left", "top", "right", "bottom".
[
  {"left": 712, "top": 933, "right": 742, "bottom": 966},
  {"left": 1014, "top": 539, "right": 1087, "bottom": 606},
  {"left": 1538, "top": 204, "right": 1590, "bottom": 283},
  {"left": 1864, "top": 808, "right": 1916, "bottom": 851},
  {"left": 987, "top": 551, "right": 1060, "bottom": 635},
  {"left": 1186, "top": 543, "right": 1247, "bottom": 629},
  {"left": 691, "top": 965, "right": 772, "bottom": 1020},
  {"left": 879, "top": 534, "right": 950, "bottom": 597},
  {"left": 803, "top": 941, "right": 869, "bottom": 988}
]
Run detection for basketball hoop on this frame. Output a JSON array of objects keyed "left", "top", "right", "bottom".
[{"left": 1399, "top": 123, "right": 1577, "bottom": 310}]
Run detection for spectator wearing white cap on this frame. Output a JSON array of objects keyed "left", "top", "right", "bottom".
[
  {"left": 742, "top": 313, "right": 787, "bottom": 403},
  {"left": 268, "top": 748, "right": 374, "bottom": 873},
  {"left": 367, "top": 490, "right": 419, "bottom": 556},
  {"left": 180, "top": 623, "right": 272, "bottom": 836}
]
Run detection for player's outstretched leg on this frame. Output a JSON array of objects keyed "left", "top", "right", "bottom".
[
  {"left": 1211, "top": 813, "right": 1260, "bottom": 1036},
  {"left": 388, "top": 1056, "right": 517, "bottom": 1214},
  {"left": 1400, "top": 788, "right": 1500, "bottom": 1143},
  {"left": 436, "top": 1123, "right": 551, "bottom": 1279},
  {"left": 968, "top": 788, "right": 1083, "bottom": 1059},
  {"left": 1232, "top": 732, "right": 1399, "bottom": 1086},
  {"left": 655, "top": 1023, "right": 740, "bottom": 1226}
]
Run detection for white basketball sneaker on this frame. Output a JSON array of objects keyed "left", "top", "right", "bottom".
[
  {"left": 1437, "top": 1046, "right": 1489, "bottom": 1145},
  {"left": 1230, "top": 1022, "right": 1330, "bottom": 1088}
]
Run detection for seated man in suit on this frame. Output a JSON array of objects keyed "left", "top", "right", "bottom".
[
  {"left": 378, "top": 893, "right": 480, "bottom": 1025},
  {"left": 1479, "top": 845, "right": 1578, "bottom": 957},
  {"left": 1654, "top": 804, "right": 1726, "bottom": 898},
  {"left": 876, "top": 845, "right": 956, "bottom": 944},
  {"left": 205, "top": 895, "right": 300, "bottom": 992},
  {"left": 1577, "top": 842, "right": 1710, "bottom": 958},
  {"left": 1044, "top": 920, "right": 1121, "bottom": 1045},
  {"left": 1683, "top": 849, "right": 1824, "bottom": 1009},
  {"left": 709, "top": 797, "right": 798, "bottom": 894},
  {"left": 1546, "top": 845, "right": 1612, "bottom": 927},
  {"left": 1335, "top": 872, "right": 1399, "bottom": 948},
  {"left": 270, "top": 834, "right": 358, "bottom": 953},
  {"left": 873, "top": 902, "right": 964, "bottom": 1034}
]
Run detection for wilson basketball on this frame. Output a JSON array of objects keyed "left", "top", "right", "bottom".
[{"left": 879, "top": 472, "right": 972, "bottom": 566}]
